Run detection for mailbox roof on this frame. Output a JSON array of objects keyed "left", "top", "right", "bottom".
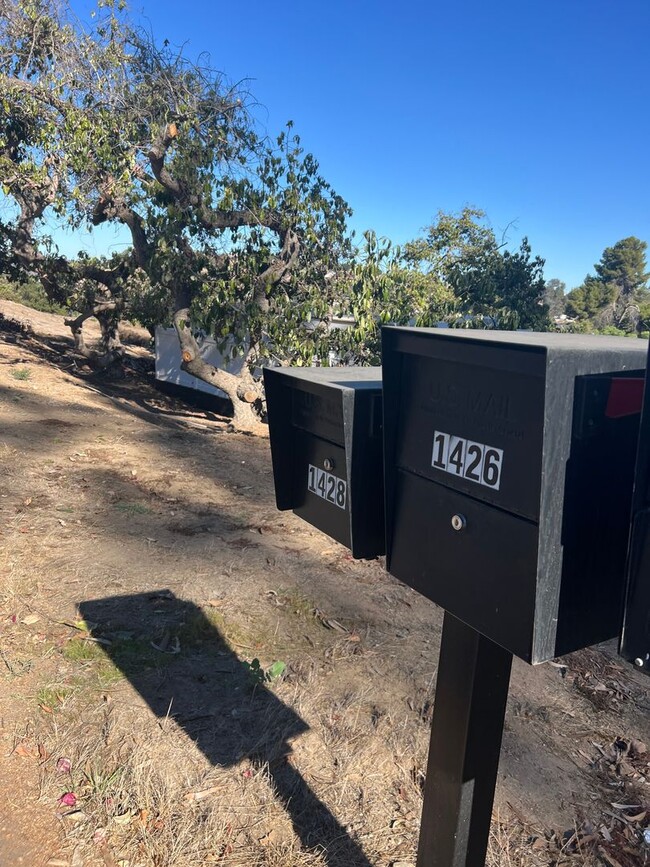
[
  {"left": 265, "top": 366, "right": 382, "bottom": 391},
  {"left": 385, "top": 327, "right": 649, "bottom": 355}
]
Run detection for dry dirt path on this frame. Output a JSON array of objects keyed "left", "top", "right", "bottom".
[{"left": 0, "top": 304, "right": 648, "bottom": 867}]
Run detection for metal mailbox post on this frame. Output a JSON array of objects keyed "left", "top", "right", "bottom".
[
  {"left": 381, "top": 327, "right": 647, "bottom": 866},
  {"left": 264, "top": 366, "right": 384, "bottom": 560},
  {"left": 621, "top": 340, "right": 650, "bottom": 673}
]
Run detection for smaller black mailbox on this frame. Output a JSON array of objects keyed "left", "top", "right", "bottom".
[
  {"left": 264, "top": 366, "right": 384, "bottom": 559},
  {"left": 382, "top": 328, "right": 647, "bottom": 664},
  {"left": 621, "top": 341, "right": 650, "bottom": 674}
]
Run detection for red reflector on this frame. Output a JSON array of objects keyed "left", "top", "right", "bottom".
[{"left": 605, "top": 378, "right": 645, "bottom": 419}]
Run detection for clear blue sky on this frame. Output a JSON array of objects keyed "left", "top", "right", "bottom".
[{"left": 63, "top": 0, "right": 650, "bottom": 291}]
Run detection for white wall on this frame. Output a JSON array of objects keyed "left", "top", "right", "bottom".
[{"left": 154, "top": 327, "right": 246, "bottom": 399}]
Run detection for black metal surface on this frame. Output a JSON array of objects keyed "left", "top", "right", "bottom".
[
  {"left": 264, "top": 366, "right": 384, "bottom": 559},
  {"left": 621, "top": 341, "right": 650, "bottom": 672},
  {"left": 382, "top": 328, "right": 647, "bottom": 663},
  {"left": 391, "top": 469, "right": 538, "bottom": 660},
  {"left": 395, "top": 348, "right": 545, "bottom": 521},
  {"left": 417, "top": 612, "right": 512, "bottom": 867},
  {"left": 292, "top": 430, "right": 350, "bottom": 549}
]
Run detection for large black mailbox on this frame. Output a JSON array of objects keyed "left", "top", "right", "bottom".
[
  {"left": 264, "top": 366, "right": 384, "bottom": 559},
  {"left": 621, "top": 342, "right": 650, "bottom": 673},
  {"left": 382, "top": 327, "right": 647, "bottom": 664}
]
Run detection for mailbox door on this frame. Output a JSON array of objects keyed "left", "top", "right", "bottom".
[
  {"left": 291, "top": 430, "right": 351, "bottom": 549},
  {"left": 394, "top": 347, "right": 545, "bottom": 522},
  {"left": 389, "top": 468, "right": 539, "bottom": 660}
]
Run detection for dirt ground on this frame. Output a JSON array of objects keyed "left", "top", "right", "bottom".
[{"left": 0, "top": 300, "right": 649, "bottom": 867}]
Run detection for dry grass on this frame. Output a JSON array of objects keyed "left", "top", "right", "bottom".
[
  {"left": 2, "top": 320, "right": 649, "bottom": 867},
  {"left": 30, "top": 642, "right": 432, "bottom": 867}
]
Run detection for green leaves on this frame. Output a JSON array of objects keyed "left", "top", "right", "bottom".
[
  {"left": 242, "top": 658, "right": 286, "bottom": 686},
  {"left": 566, "top": 238, "right": 649, "bottom": 332}
]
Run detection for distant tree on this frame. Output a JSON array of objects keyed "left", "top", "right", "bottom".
[
  {"left": 543, "top": 278, "right": 566, "bottom": 319},
  {"left": 325, "top": 231, "right": 457, "bottom": 364},
  {"left": 405, "top": 209, "right": 550, "bottom": 330},
  {"left": 566, "top": 238, "right": 649, "bottom": 332}
]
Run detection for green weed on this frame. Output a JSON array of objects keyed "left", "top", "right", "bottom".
[
  {"left": 36, "top": 685, "right": 72, "bottom": 711},
  {"left": 11, "top": 368, "right": 31, "bottom": 381},
  {"left": 115, "top": 501, "right": 151, "bottom": 516},
  {"left": 242, "top": 658, "right": 286, "bottom": 686},
  {"left": 63, "top": 638, "right": 106, "bottom": 663}
]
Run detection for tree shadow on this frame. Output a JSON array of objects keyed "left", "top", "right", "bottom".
[{"left": 79, "top": 590, "right": 373, "bottom": 867}]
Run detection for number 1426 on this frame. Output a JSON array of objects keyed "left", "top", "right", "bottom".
[{"left": 431, "top": 431, "right": 503, "bottom": 490}]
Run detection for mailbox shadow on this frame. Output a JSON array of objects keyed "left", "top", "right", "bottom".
[{"left": 79, "top": 591, "right": 372, "bottom": 867}]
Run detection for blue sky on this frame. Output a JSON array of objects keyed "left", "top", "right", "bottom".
[{"left": 62, "top": 0, "right": 650, "bottom": 290}]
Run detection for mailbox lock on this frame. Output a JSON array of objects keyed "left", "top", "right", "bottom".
[
  {"left": 451, "top": 514, "right": 467, "bottom": 532},
  {"left": 323, "top": 458, "right": 335, "bottom": 471}
]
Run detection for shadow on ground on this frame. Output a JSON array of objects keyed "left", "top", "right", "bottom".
[{"left": 79, "top": 590, "right": 373, "bottom": 867}]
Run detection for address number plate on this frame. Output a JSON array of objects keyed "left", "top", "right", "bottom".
[
  {"left": 307, "top": 464, "right": 347, "bottom": 509},
  {"left": 431, "top": 431, "right": 503, "bottom": 491}
]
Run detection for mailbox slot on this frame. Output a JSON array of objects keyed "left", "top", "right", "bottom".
[{"left": 291, "top": 387, "right": 345, "bottom": 446}]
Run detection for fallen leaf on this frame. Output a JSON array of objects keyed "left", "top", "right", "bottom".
[
  {"left": 92, "top": 827, "right": 108, "bottom": 845},
  {"left": 323, "top": 618, "right": 348, "bottom": 632},
  {"left": 63, "top": 810, "right": 88, "bottom": 824},
  {"left": 598, "top": 848, "right": 624, "bottom": 867},
  {"left": 21, "top": 613, "right": 40, "bottom": 625},
  {"left": 186, "top": 786, "right": 221, "bottom": 802},
  {"left": 112, "top": 811, "right": 134, "bottom": 826},
  {"left": 14, "top": 742, "right": 39, "bottom": 759}
]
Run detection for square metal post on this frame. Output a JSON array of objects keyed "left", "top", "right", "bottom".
[{"left": 417, "top": 612, "right": 513, "bottom": 867}]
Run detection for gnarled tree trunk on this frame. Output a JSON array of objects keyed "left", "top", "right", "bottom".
[
  {"left": 65, "top": 300, "right": 125, "bottom": 369},
  {"left": 173, "top": 308, "right": 267, "bottom": 435}
]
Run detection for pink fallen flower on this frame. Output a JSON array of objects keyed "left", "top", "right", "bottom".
[
  {"left": 92, "top": 828, "right": 108, "bottom": 845},
  {"left": 56, "top": 757, "right": 71, "bottom": 774},
  {"left": 58, "top": 792, "right": 77, "bottom": 807}
]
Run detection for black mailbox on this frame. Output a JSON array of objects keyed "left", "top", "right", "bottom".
[
  {"left": 382, "top": 327, "right": 647, "bottom": 663},
  {"left": 264, "top": 366, "right": 384, "bottom": 559},
  {"left": 621, "top": 342, "right": 650, "bottom": 673}
]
